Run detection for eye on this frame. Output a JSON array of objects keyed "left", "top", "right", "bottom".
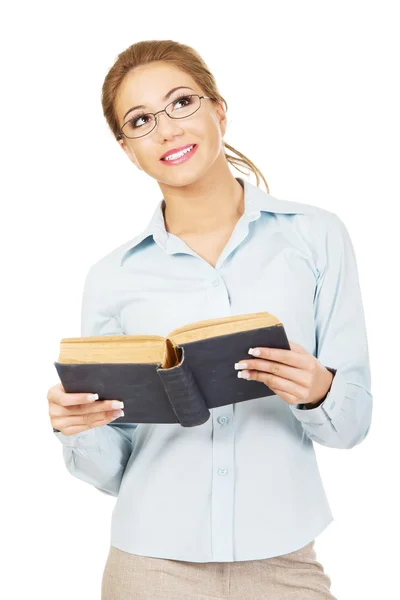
[
  {"left": 173, "top": 94, "right": 193, "bottom": 109},
  {"left": 130, "top": 114, "right": 151, "bottom": 128},
  {"left": 127, "top": 94, "right": 195, "bottom": 130}
]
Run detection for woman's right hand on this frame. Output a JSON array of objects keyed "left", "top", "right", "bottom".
[{"left": 47, "top": 383, "right": 125, "bottom": 436}]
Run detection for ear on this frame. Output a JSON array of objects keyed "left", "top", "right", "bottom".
[
  {"left": 214, "top": 100, "right": 228, "bottom": 137},
  {"left": 118, "top": 138, "right": 143, "bottom": 171}
]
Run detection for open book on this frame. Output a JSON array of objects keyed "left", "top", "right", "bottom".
[{"left": 54, "top": 311, "right": 290, "bottom": 429}]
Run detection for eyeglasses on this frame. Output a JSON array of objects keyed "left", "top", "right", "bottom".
[{"left": 118, "top": 94, "right": 212, "bottom": 140}]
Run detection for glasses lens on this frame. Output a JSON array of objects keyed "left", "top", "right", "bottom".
[
  {"left": 121, "top": 95, "right": 201, "bottom": 138},
  {"left": 122, "top": 113, "right": 156, "bottom": 138},
  {"left": 166, "top": 94, "right": 200, "bottom": 119}
]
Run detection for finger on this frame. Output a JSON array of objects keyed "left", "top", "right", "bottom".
[
  {"left": 237, "top": 359, "right": 311, "bottom": 387},
  {"left": 248, "top": 346, "right": 308, "bottom": 368},
  {"left": 274, "top": 389, "right": 302, "bottom": 405},
  {"left": 52, "top": 408, "right": 124, "bottom": 433},
  {"left": 49, "top": 399, "right": 124, "bottom": 419},
  {"left": 49, "top": 385, "right": 101, "bottom": 407},
  {"left": 247, "top": 370, "right": 309, "bottom": 402},
  {"left": 256, "top": 376, "right": 302, "bottom": 405},
  {"left": 288, "top": 340, "right": 308, "bottom": 354}
]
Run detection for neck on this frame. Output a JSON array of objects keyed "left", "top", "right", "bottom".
[{"left": 159, "top": 159, "right": 245, "bottom": 237}]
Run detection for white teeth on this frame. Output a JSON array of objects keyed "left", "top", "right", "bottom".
[{"left": 164, "top": 145, "right": 194, "bottom": 161}]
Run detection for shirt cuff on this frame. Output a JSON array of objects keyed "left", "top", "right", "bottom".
[
  {"left": 53, "top": 427, "right": 100, "bottom": 448},
  {"left": 289, "top": 367, "right": 347, "bottom": 425}
]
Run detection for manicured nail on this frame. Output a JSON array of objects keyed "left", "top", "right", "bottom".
[
  {"left": 234, "top": 362, "right": 248, "bottom": 370},
  {"left": 248, "top": 348, "right": 261, "bottom": 356},
  {"left": 238, "top": 370, "right": 251, "bottom": 379},
  {"left": 87, "top": 393, "right": 99, "bottom": 401},
  {"left": 111, "top": 400, "right": 124, "bottom": 409},
  {"left": 111, "top": 410, "right": 124, "bottom": 420}
]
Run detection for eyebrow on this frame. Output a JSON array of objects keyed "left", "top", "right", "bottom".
[{"left": 122, "top": 86, "right": 195, "bottom": 121}]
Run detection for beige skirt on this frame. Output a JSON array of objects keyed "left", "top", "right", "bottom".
[{"left": 101, "top": 539, "right": 337, "bottom": 600}]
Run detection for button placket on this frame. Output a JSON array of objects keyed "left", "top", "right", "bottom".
[{"left": 211, "top": 406, "right": 235, "bottom": 560}]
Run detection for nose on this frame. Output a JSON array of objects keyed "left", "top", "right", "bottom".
[{"left": 155, "top": 110, "right": 184, "bottom": 138}]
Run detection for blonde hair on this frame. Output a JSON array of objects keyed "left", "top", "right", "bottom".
[{"left": 101, "top": 39, "right": 269, "bottom": 193}]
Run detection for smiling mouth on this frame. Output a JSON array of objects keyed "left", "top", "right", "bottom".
[{"left": 161, "top": 144, "right": 197, "bottom": 161}]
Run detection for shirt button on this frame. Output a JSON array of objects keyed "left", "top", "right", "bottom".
[
  {"left": 217, "top": 468, "right": 228, "bottom": 476},
  {"left": 217, "top": 416, "right": 229, "bottom": 425},
  {"left": 212, "top": 279, "right": 220, "bottom": 287},
  {"left": 80, "top": 434, "right": 88, "bottom": 439}
]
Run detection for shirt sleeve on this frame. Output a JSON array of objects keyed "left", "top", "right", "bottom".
[
  {"left": 289, "top": 212, "right": 373, "bottom": 449},
  {"left": 53, "top": 264, "right": 137, "bottom": 497}
]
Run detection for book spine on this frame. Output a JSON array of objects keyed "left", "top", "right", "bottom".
[{"left": 156, "top": 345, "right": 210, "bottom": 427}]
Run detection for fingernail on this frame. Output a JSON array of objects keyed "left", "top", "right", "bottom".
[
  {"left": 112, "top": 410, "right": 124, "bottom": 420},
  {"left": 234, "top": 362, "right": 248, "bottom": 370},
  {"left": 87, "top": 393, "right": 99, "bottom": 401},
  {"left": 111, "top": 400, "right": 124, "bottom": 409},
  {"left": 238, "top": 370, "right": 251, "bottom": 379},
  {"left": 248, "top": 348, "right": 261, "bottom": 356}
]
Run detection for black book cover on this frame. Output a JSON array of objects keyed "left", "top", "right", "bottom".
[{"left": 54, "top": 323, "right": 290, "bottom": 430}]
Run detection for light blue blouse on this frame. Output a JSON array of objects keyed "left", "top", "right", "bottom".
[{"left": 54, "top": 176, "right": 372, "bottom": 562}]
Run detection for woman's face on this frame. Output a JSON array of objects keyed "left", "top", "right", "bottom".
[{"left": 115, "top": 62, "right": 227, "bottom": 187}]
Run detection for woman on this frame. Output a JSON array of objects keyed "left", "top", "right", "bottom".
[{"left": 48, "top": 39, "right": 372, "bottom": 599}]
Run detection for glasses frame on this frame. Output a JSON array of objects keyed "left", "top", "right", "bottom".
[{"left": 117, "top": 94, "right": 212, "bottom": 140}]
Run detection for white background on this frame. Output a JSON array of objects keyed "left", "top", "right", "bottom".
[{"left": 2, "top": 1, "right": 399, "bottom": 598}]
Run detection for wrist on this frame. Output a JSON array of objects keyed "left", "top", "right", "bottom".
[{"left": 301, "top": 366, "right": 337, "bottom": 410}]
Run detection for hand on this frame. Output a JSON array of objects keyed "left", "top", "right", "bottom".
[
  {"left": 47, "top": 383, "right": 125, "bottom": 436},
  {"left": 234, "top": 341, "right": 334, "bottom": 407}
]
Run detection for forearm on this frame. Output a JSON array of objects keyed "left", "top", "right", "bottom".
[
  {"left": 54, "top": 424, "right": 136, "bottom": 496},
  {"left": 290, "top": 368, "right": 372, "bottom": 449}
]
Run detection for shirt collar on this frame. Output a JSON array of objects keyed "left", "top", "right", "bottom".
[{"left": 119, "top": 177, "right": 310, "bottom": 266}]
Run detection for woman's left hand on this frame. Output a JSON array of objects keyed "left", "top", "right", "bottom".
[{"left": 234, "top": 341, "right": 334, "bottom": 407}]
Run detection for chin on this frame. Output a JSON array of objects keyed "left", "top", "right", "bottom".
[{"left": 159, "top": 167, "right": 205, "bottom": 188}]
